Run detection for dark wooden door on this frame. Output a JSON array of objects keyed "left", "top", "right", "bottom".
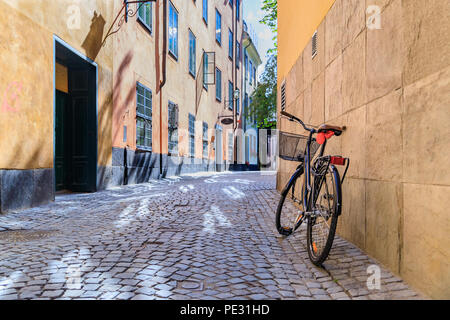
[
  {"left": 55, "top": 90, "right": 68, "bottom": 191},
  {"left": 68, "top": 67, "right": 97, "bottom": 192}
]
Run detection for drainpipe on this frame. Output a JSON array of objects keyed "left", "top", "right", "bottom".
[
  {"left": 233, "top": 1, "right": 237, "bottom": 166},
  {"left": 157, "top": 0, "right": 168, "bottom": 176}
]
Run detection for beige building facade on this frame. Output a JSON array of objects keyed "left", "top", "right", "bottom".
[
  {"left": 0, "top": 0, "right": 247, "bottom": 213},
  {"left": 278, "top": 0, "right": 450, "bottom": 299}
]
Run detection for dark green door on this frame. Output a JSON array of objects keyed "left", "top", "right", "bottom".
[
  {"left": 68, "top": 66, "right": 97, "bottom": 192},
  {"left": 55, "top": 90, "right": 68, "bottom": 191}
]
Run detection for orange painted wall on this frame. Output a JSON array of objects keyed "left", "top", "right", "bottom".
[{"left": 278, "top": 0, "right": 336, "bottom": 84}]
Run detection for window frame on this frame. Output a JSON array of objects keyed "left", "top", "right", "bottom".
[
  {"left": 168, "top": 101, "right": 179, "bottom": 156},
  {"left": 188, "top": 29, "right": 196, "bottom": 77},
  {"left": 168, "top": 1, "right": 179, "bottom": 60},
  {"left": 228, "top": 80, "right": 234, "bottom": 110},
  {"left": 215, "top": 67, "right": 222, "bottom": 102},
  {"left": 189, "top": 113, "right": 196, "bottom": 158},
  {"left": 236, "top": 41, "right": 240, "bottom": 69},
  {"left": 136, "top": 82, "right": 153, "bottom": 151},
  {"left": 215, "top": 9, "right": 222, "bottom": 45},
  {"left": 228, "top": 29, "right": 233, "bottom": 60},
  {"left": 202, "top": 122, "right": 209, "bottom": 159},
  {"left": 202, "top": 0, "right": 208, "bottom": 25},
  {"left": 137, "top": 2, "right": 153, "bottom": 33}
]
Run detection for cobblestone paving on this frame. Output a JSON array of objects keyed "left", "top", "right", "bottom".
[{"left": 0, "top": 172, "right": 425, "bottom": 300}]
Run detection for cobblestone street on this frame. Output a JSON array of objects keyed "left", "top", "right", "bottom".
[{"left": 0, "top": 172, "right": 423, "bottom": 300}]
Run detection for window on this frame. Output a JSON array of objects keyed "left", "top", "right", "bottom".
[
  {"left": 202, "top": 122, "right": 208, "bottom": 158},
  {"left": 168, "top": 102, "right": 178, "bottom": 155},
  {"left": 136, "top": 83, "right": 152, "bottom": 150},
  {"left": 244, "top": 52, "right": 248, "bottom": 79},
  {"left": 228, "top": 0, "right": 233, "bottom": 7},
  {"left": 236, "top": 0, "right": 240, "bottom": 21},
  {"left": 236, "top": 41, "right": 240, "bottom": 69},
  {"left": 228, "top": 81, "right": 233, "bottom": 110},
  {"left": 236, "top": 95, "right": 240, "bottom": 115},
  {"left": 216, "top": 68, "right": 222, "bottom": 101},
  {"left": 215, "top": 9, "right": 222, "bottom": 44},
  {"left": 228, "top": 29, "right": 233, "bottom": 60},
  {"left": 245, "top": 93, "right": 249, "bottom": 116},
  {"left": 189, "top": 30, "right": 196, "bottom": 76},
  {"left": 169, "top": 1, "right": 179, "bottom": 58},
  {"left": 249, "top": 97, "right": 254, "bottom": 122},
  {"left": 253, "top": 66, "right": 257, "bottom": 85},
  {"left": 202, "top": 0, "right": 208, "bottom": 24},
  {"left": 203, "top": 51, "right": 208, "bottom": 88},
  {"left": 189, "top": 114, "right": 196, "bottom": 158},
  {"left": 138, "top": 2, "right": 152, "bottom": 31},
  {"left": 228, "top": 133, "right": 234, "bottom": 161},
  {"left": 249, "top": 60, "right": 253, "bottom": 85}
]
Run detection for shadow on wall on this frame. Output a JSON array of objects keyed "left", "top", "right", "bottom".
[
  {"left": 112, "top": 51, "right": 135, "bottom": 146},
  {"left": 98, "top": 50, "right": 137, "bottom": 188},
  {"left": 81, "top": 11, "right": 106, "bottom": 61}
]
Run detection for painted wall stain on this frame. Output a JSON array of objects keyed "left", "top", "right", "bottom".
[{"left": 1, "top": 81, "right": 22, "bottom": 113}]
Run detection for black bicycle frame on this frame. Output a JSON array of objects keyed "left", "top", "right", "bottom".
[{"left": 302, "top": 131, "right": 328, "bottom": 213}]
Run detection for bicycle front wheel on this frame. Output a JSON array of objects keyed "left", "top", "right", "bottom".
[
  {"left": 276, "top": 167, "right": 306, "bottom": 236},
  {"left": 307, "top": 164, "right": 342, "bottom": 266}
]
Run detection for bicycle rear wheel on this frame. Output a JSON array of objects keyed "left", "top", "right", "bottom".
[
  {"left": 307, "top": 164, "right": 342, "bottom": 266},
  {"left": 276, "top": 167, "right": 306, "bottom": 236}
]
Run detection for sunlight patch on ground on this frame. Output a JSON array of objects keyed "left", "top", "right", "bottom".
[{"left": 222, "top": 186, "right": 245, "bottom": 199}]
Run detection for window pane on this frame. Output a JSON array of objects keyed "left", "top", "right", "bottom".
[
  {"left": 169, "top": 2, "right": 178, "bottom": 57},
  {"left": 145, "top": 4, "right": 151, "bottom": 28}
]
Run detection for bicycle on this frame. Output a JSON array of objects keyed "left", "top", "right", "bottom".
[{"left": 276, "top": 110, "right": 350, "bottom": 266}]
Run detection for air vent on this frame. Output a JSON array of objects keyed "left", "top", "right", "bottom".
[
  {"left": 312, "top": 31, "right": 318, "bottom": 59},
  {"left": 281, "top": 81, "right": 287, "bottom": 111}
]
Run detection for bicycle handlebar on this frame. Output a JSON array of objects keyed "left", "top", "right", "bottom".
[{"left": 280, "top": 110, "right": 315, "bottom": 133}]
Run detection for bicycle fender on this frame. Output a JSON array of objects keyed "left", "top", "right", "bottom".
[{"left": 329, "top": 165, "right": 343, "bottom": 216}]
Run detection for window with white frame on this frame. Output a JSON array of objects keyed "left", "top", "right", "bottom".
[
  {"left": 202, "top": 0, "right": 208, "bottom": 24},
  {"left": 189, "top": 114, "right": 196, "bottom": 158},
  {"left": 168, "top": 102, "right": 178, "bottom": 155},
  {"left": 138, "top": 2, "right": 152, "bottom": 32},
  {"left": 189, "top": 30, "right": 196, "bottom": 76},
  {"left": 228, "top": 133, "right": 234, "bottom": 162},
  {"left": 202, "top": 122, "right": 208, "bottom": 159},
  {"left": 228, "top": 29, "right": 233, "bottom": 60},
  {"left": 216, "top": 67, "right": 222, "bottom": 101},
  {"left": 168, "top": 1, "right": 179, "bottom": 58},
  {"left": 249, "top": 60, "right": 253, "bottom": 85},
  {"left": 215, "top": 9, "right": 222, "bottom": 44},
  {"left": 236, "top": 41, "right": 240, "bottom": 69},
  {"left": 228, "top": 81, "right": 233, "bottom": 110},
  {"left": 136, "top": 82, "right": 152, "bottom": 150}
]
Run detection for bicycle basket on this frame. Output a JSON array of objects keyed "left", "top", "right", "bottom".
[{"left": 279, "top": 131, "right": 320, "bottom": 162}]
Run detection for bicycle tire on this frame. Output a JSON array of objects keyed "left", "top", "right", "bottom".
[
  {"left": 307, "top": 164, "right": 342, "bottom": 266},
  {"left": 276, "top": 166, "right": 306, "bottom": 236}
]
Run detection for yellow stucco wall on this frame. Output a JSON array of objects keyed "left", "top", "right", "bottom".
[
  {"left": 0, "top": 0, "right": 114, "bottom": 170},
  {"left": 0, "top": 0, "right": 241, "bottom": 171},
  {"left": 112, "top": 0, "right": 242, "bottom": 162},
  {"left": 55, "top": 63, "right": 69, "bottom": 94},
  {"left": 278, "top": 0, "right": 335, "bottom": 84}
]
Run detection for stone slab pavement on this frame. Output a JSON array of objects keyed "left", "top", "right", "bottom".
[{"left": 0, "top": 171, "right": 425, "bottom": 300}]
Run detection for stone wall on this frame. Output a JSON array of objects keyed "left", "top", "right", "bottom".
[{"left": 277, "top": 0, "right": 450, "bottom": 299}]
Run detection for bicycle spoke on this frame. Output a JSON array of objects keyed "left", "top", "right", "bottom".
[{"left": 311, "top": 172, "right": 334, "bottom": 256}]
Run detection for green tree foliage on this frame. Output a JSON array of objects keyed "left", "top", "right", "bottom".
[
  {"left": 260, "top": 0, "right": 277, "bottom": 54},
  {"left": 247, "top": 55, "right": 277, "bottom": 129}
]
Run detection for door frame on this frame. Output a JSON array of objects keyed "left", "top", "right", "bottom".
[{"left": 53, "top": 35, "right": 98, "bottom": 193}]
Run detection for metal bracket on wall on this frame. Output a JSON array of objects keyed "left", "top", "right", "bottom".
[{"left": 101, "top": 0, "right": 156, "bottom": 47}]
